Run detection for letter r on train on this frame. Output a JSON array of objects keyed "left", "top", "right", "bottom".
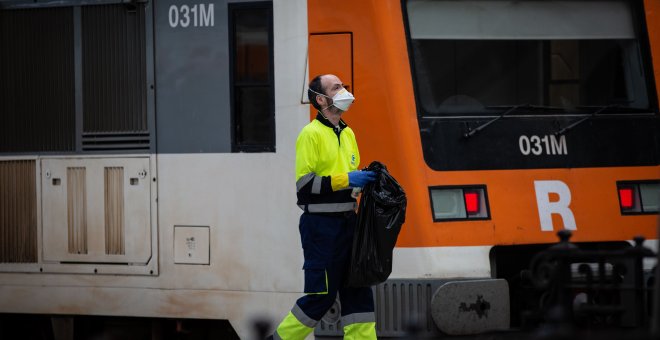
[{"left": 534, "top": 180, "right": 577, "bottom": 231}]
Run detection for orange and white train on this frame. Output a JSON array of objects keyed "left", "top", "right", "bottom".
[{"left": 0, "top": 0, "right": 658, "bottom": 338}]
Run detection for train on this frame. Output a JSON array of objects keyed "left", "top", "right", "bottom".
[{"left": 1, "top": 0, "right": 659, "bottom": 338}]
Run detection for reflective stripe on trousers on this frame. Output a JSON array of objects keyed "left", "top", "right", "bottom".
[
  {"left": 274, "top": 309, "right": 376, "bottom": 340},
  {"left": 273, "top": 310, "right": 314, "bottom": 340},
  {"left": 343, "top": 321, "right": 377, "bottom": 340}
]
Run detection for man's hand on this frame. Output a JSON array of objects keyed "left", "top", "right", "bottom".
[{"left": 348, "top": 170, "right": 377, "bottom": 188}]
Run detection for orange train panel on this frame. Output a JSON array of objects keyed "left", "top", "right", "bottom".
[
  {"left": 308, "top": 0, "right": 427, "bottom": 245},
  {"left": 422, "top": 167, "right": 660, "bottom": 247},
  {"left": 308, "top": 33, "right": 353, "bottom": 92},
  {"left": 308, "top": 0, "right": 660, "bottom": 248},
  {"left": 308, "top": 33, "right": 353, "bottom": 119}
]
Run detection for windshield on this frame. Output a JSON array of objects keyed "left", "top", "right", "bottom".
[{"left": 406, "top": 0, "right": 652, "bottom": 116}]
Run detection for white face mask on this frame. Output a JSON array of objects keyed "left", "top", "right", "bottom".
[{"left": 310, "top": 88, "right": 355, "bottom": 112}]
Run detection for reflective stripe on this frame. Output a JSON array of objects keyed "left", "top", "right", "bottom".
[
  {"left": 343, "top": 321, "right": 377, "bottom": 340},
  {"left": 342, "top": 312, "right": 376, "bottom": 327},
  {"left": 298, "top": 202, "right": 357, "bottom": 213},
  {"left": 311, "top": 176, "right": 322, "bottom": 194},
  {"left": 275, "top": 310, "right": 314, "bottom": 340},
  {"left": 291, "top": 303, "right": 318, "bottom": 328},
  {"left": 296, "top": 173, "right": 315, "bottom": 192}
]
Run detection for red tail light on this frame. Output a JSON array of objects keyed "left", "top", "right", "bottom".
[
  {"left": 464, "top": 191, "right": 480, "bottom": 214},
  {"left": 430, "top": 186, "right": 490, "bottom": 221},
  {"left": 618, "top": 187, "right": 634, "bottom": 209},
  {"left": 617, "top": 181, "right": 659, "bottom": 214}
]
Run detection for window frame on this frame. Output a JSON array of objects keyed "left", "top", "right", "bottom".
[
  {"left": 228, "top": 1, "right": 275, "bottom": 153},
  {"left": 428, "top": 185, "right": 492, "bottom": 222},
  {"left": 401, "top": 0, "right": 659, "bottom": 119}
]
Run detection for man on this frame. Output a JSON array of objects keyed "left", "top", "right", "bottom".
[{"left": 271, "top": 74, "right": 377, "bottom": 340}]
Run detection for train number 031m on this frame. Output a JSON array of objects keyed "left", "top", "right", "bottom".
[
  {"left": 519, "top": 135, "right": 567, "bottom": 156},
  {"left": 168, "top": 4, "right": 214, "bottom": 28}
]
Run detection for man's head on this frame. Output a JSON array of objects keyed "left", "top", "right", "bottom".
[{"left": 308, "top": 74, "right": 353, "bottom": 114}]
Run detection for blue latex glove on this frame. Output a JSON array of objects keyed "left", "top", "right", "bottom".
[{"left": 348, "top": 170, "right": 377, "bottom": 188}]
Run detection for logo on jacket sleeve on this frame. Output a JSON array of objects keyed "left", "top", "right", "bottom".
[{"left": 351, "top": 154, "right": 356, "bottom": 166}]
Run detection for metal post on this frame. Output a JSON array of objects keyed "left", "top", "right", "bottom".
[
  {"left": 633, "top": 236, "right": 647, "bottom": 327},
  {"left": 652, "top": 214, "right": 660, "bottom": 335}
]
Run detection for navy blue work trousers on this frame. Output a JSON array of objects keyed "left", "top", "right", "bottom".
[{"left": 295, "top": 211, "right": 374, "bottom": 322}]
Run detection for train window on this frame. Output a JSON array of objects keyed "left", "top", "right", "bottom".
[
  {"left": 229, "top": 2, "right": 275, "bottom": 152},
  {"left": 405, "top": 0, "right": 652, "bottom": 116}
]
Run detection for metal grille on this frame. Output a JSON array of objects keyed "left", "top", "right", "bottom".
[
  {"left": 376, "top": 281, "right": 437, "bottom": 335},
  {"left": 0, "top": 160, "right": 37, "bottom": 263},
  {"left": 104, "top": 167, "right": 125, "bottom": 255},
  {"left": 316, "top": 279, "right": 444, "bottom": 337},
  {"left": 81, "top": 4, "right": 148, "bottom": 150},
  {"left": 67, "top": 167, "right": 88, "bottom": 254},
  {"left": 0, "top": 7, "right": 75, "bottom": 152}
]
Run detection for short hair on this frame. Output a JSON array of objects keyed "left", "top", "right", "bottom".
[{"left": 308, "top": 75, "right": 324, "bottom": 111}]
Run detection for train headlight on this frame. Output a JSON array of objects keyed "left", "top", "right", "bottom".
[
  {"left": 616, "top": 181, "right": 660, "bottom": 214},
  {"left": 430, "top": 186, "right": 490, "bottom": 221}
]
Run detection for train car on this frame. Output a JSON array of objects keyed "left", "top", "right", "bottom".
[
  {"left": 309, "top": 0, "right": 660, "bottom": 335},
  {"left": 0, "top": 0, "right": 659, "bottom": 338}
]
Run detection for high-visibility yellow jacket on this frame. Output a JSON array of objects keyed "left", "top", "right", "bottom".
[{"left": 295, "top": 112, "right": 360, "bottom": 213}]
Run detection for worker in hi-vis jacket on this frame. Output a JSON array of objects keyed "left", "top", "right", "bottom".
[{"left": 269, "top": 74, "right": 377, "bottom": 340}]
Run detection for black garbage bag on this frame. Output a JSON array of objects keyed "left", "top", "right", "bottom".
[{"left": 346, "top": 161, "right": 407, "bottom": 287}]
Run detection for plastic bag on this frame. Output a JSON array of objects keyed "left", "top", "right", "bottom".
[{"left": 345, "top": 161, "right": 407, "bottom": 287}]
